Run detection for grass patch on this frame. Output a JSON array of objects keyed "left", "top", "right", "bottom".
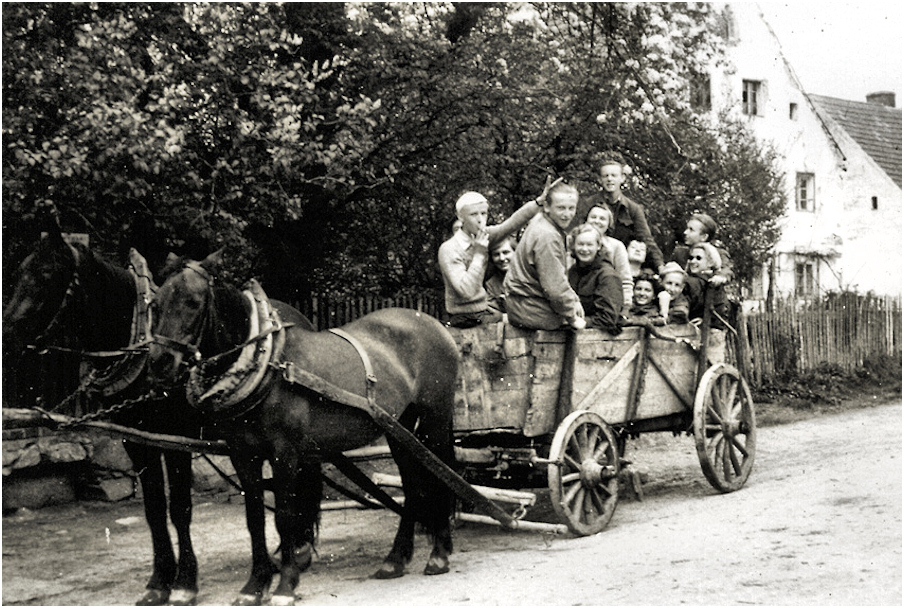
[{"left": 753, "top": 353, "right": 902, "bottom": 426}]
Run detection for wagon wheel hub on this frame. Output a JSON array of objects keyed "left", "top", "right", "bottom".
[
  {"left": 579, "top": 458, "right": 611, "bottom": 487},
  {"left": 722, "top": 419, "right": 742, "bottom": 437}
]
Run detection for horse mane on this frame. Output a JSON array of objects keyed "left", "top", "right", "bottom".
[
  {"left": 72, "top": 243, "right": 138, "bottom": 351},
  {"left": 202, "top": 276, "right": 254, "bottom": 372}
]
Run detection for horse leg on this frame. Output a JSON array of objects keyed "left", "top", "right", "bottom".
[
  {"left": 269, "top": 456, "right": 320, "bottom": 605},
  {"left": 395, "top": 404, "right": 455, "bottom": 577},
  {"left": 163, "top": 450, "right": 198, "bottom": 606},
  {"left": 127, "top": 444, "right": 177, "bottom": 606},
  {"left": 231, "top": 453, "right": 277, "bottom": 606},
  {"left": 373, "top": 406, "right": 425, "bottom": 580}
]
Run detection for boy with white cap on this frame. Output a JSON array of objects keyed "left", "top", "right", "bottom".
[{"left": 439, "top": 177, "right": 561, "bottom": 328}]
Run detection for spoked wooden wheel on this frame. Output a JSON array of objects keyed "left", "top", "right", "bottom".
[
  {"left": 548, "top": 410, "right": 619, "bottom": 536},
  {"left": 693, "top": 363, "right": 757, "bottom": 493}
]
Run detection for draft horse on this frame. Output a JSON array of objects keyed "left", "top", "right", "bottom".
[
  {"left": 3, "top": 228, "right": 204, "bottom": 606},
  {"left": 146, "top": 251, "right": 460, "bottom": 605}
]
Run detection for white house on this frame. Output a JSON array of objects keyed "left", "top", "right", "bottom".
[{"left": 706, "top": 4, "right": 901, "bottom": 301}]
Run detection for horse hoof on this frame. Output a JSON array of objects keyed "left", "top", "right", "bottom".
[
  {"left": 372, "top": 561, "right": 405, "bottom": 580},
  {"left": 270, "top": 594, "right": 296, "bottom": 606},
  {"left": 295, "top": 542, "right": 313, "bottom": 573},
  {"left": 136, "top": 589, "right": 170, "bottom": 606},
  {"left": 168, "top": 589, "right": 198, "bottom": 606},
  {"left": 231, "top": 593, "right": 262, "bottom": 606},
  {"left": 424, "top": 556, "right": 450, "bottom": 576}
]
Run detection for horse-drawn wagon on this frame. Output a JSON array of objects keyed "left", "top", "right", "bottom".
[{"left": 5, "top": 236, "right": 756, "bottom": 604}]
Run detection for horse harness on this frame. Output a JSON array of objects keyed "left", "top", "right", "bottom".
[{"left": 276, "top": 327, "right": 379, "bottom": 417}]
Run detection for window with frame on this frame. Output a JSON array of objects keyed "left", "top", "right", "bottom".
[
  {"left": 796, "top": 173, "right": 815, "bottom": 211},
  {"left": 742, "top": 80, "right": 761, "bottom": 115},
  {"left": 795, "top": 259, "right": 817, "bottom": 298}
]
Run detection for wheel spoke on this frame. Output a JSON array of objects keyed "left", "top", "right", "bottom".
[
  {"left": 562, "top": 472, "right": 581, "bottom": 485},
  {"left": 725, "top": 379, "right": 738, "bottom": 414},
  {"left": 568, "top": 434, "right": 584, "bottom": 460},
  {"left": 722, "top": 438, "right": 734, "bottom": 479},
  {"left": 564, "top": 478, "right": 582, "bottom": 504},
  {"left": 577, "top": 424, "right": 590, "bottom": 457},
  {"left": 706, "top": 431, "right": 724, "bottom": 456},
  {"left": 589, "top": 487, "right": 607, "bottom": 514},
  {"left": 582, "top": 488, "right": 595, "bottom": 518},
  {"left": 596, "top": 481, "right": 615, "bottom": 499},
  {"left": 731, "top": 435, "right": 749, "bottom": 458},
  {"left": 729, "top": 443, "right": 742, "bottom": 475},
  {"left": 570, "top": 486, "right": 586, "bottom": 512},
  {"left": 711, "top": 384, "right": 724, "bottom": 418},
  {"left": 563, "top": 453, "right": 581, "bottom": 471},
  {"left": 592, "top": 439, "right": 612, "bottom": 462},
  {"left": 706, "top": 403, "right": 723, "bottom": 424},
  {"left": 717, "top": 373, "right": 729, "bottom": 410},
  {"left": 586, "top": 424, "right": 600, "bottom": 450}
]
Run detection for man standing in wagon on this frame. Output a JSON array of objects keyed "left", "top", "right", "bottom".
[{"left": 439, "top": 178, "right": 561, "bottom": 328}]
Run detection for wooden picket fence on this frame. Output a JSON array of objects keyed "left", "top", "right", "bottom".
[
  {"left": 743, "top": 294, "right": 901, "bottom": 387},
  {"left": 295, "top": 292, "right": 444, "bottom": 331},
  {"left": 298, "top": 290, "right": 900, "bottom": 391}
]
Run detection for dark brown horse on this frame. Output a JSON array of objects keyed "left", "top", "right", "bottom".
[
  {"left": 4, "top": 229, "right": 204, "bottom": 606},
  {"left": 146, "top": 251, "right": 460, "bottom": 606}
]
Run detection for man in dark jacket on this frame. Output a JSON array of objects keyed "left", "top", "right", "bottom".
[{"left": 583, "top": 151, "right": 664, "bottom": 272}]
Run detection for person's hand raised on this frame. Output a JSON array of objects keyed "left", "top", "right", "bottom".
[
  {"left": 535, "top": 175, "right": 564, "bottom": 206},
  {"left": 473, "top": 229, "right": 489, "bottom": 254}
]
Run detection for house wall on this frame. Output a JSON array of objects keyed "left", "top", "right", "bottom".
[
  {"left": 709, "top": 4, "right": 900, "bottom": 299},
  {"left": 830, "top": 128, "right": 902, "bottom": 295}
]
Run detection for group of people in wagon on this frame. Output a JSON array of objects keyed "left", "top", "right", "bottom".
[{"left": 438, "top": 151, "right": 731, "bottom": 361}]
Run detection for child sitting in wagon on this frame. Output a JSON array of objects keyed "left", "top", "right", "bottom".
[
  {"left": 658, "top": 261, "right": 690, "bottom": 325},
  {"left": 685, "top": 242, "right": 730, "bottom": 362}
]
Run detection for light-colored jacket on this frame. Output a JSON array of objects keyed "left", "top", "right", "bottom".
[
  {"left": 598, "top": 235, "right": 633, "bottom": 308},
  {"left": 504, "top": 213, "right": 580, "bottom": 329},
  {"left": 438, "top": 200, "right": 540, "bottom": 315}
]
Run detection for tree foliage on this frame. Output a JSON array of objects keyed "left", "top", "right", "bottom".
[{"left": 3, "top": 2, "right": 785, "bottom": 304}]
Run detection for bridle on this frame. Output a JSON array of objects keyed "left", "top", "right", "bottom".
[
  {"left": 30, "top": 243, "right": 84, "bottom": 350},
  {"left": 151, "top": 262, "right": 215, "bottom": 366}
]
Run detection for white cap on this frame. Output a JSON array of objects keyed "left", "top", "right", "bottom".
[{"left": 455, "top": 191, "right": 488, "bottom": 213}]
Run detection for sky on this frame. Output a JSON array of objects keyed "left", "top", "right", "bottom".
[{"left": 757, "top": 2, "right": 902, "bottom": 105}]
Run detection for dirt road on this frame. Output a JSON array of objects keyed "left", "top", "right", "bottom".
[{"left": 3, "top": 402, "right": 901, "bottom": 606}]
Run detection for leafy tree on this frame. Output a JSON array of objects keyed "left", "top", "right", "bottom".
[{"left": 3, "top": 2, "right": 784, "bottom": 306}]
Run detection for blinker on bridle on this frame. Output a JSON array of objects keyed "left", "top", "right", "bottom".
[{"left": 151, "top": 262, "right": 213, "bottom": 366}]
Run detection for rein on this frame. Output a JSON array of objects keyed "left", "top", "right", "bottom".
[{"left": 32, "top": 243, "right": 82, "bottom": 348}]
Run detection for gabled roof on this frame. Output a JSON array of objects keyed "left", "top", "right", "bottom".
[{"left": 809, "top": 94, "right": 902, "bottom": 188}]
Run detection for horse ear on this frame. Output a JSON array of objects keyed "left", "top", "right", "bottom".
[
  {"left": 37, "top": 202, "right": 66, "bottom": 248},
  {"left": 201, "top": 248, "right": 225, "bottom": 272},
  {"left": 159, "top": 252, "right": 183, "bottom": 280}
]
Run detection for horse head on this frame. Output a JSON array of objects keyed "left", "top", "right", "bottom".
[
  {"left": 3, "top": 228, "right": 79, "bottom": 355},
  {"left": 147, "top": 249, "right": 235, "bottom": 388}
]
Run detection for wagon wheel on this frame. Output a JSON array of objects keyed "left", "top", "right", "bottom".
[
  {"left": 693, "top": 363, "right": 757, "bottom": 493},
  {"left": 548, "top": 410, "right": 619, "bottom": 536}
]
